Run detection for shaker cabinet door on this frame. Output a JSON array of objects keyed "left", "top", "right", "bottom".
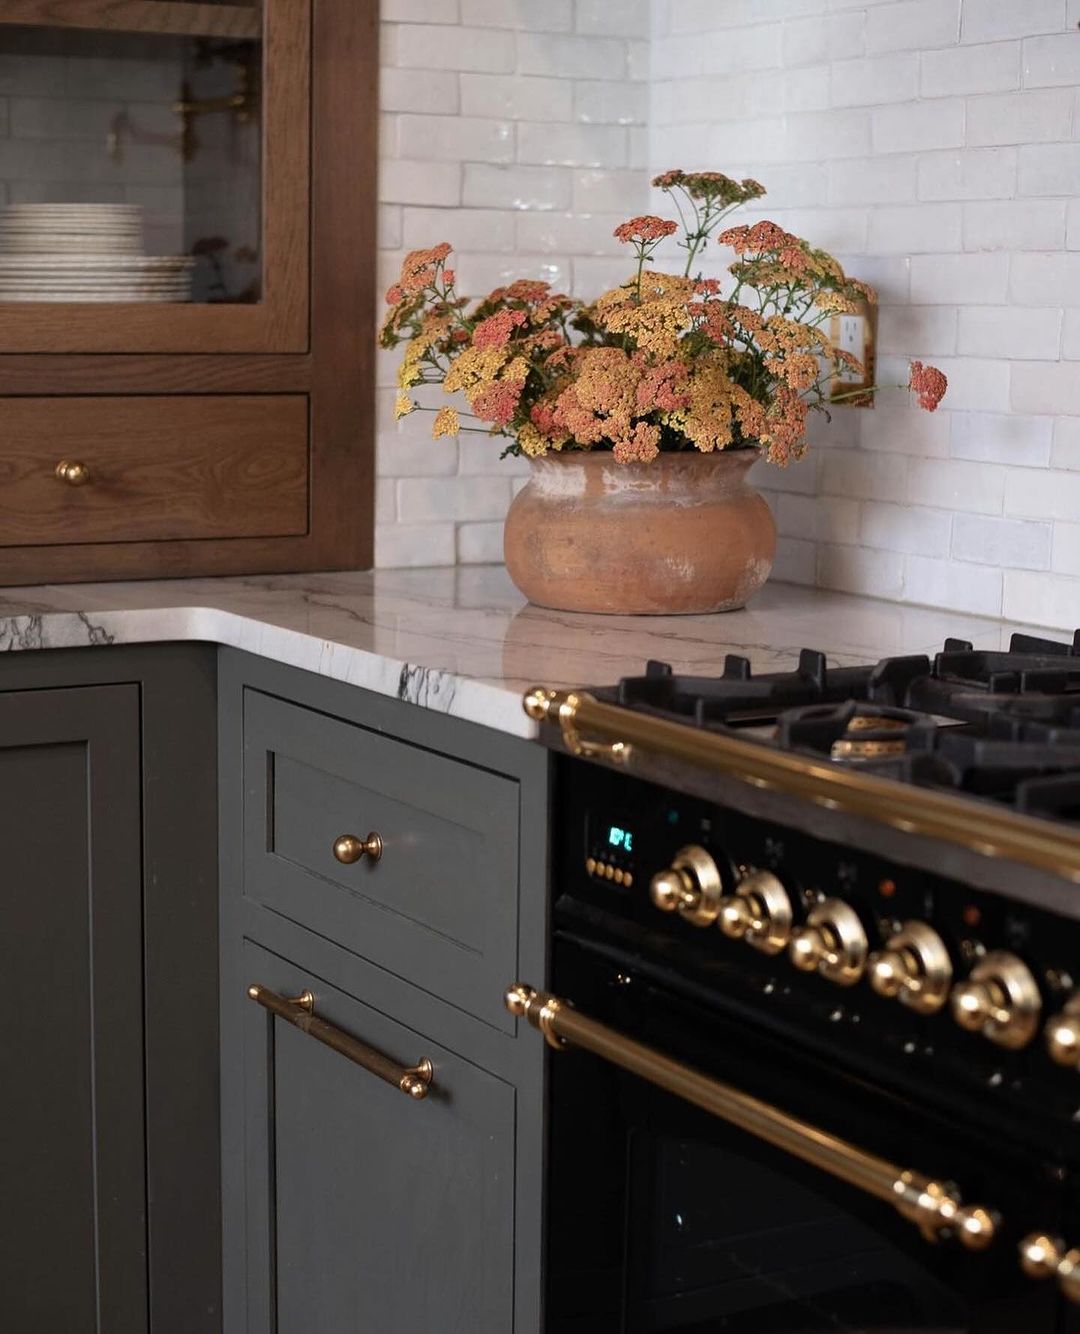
[
  {"left": 0, "top": 684, "right": 145, "bottom": 1334},
  {"left": 236, "top": 941, "right": 517, "bottom": 1334}
]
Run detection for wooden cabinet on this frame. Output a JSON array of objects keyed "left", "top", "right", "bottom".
[
  {"left": 0, "top": 647, "right": 221, "bottom": 1334},
  {"left": 0, "top": 0, "right": 376, "bottom": 582},
  {"left": 219, "top": 652, "right": 551, "bottom": 1334}
]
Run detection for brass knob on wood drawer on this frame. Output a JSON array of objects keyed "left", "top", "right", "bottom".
[
  {"left": 333, "top": 832, "right": 383, "bottom": 865},
  {"left": 55, "top": 460, "right": 91, "bottom": 486}
]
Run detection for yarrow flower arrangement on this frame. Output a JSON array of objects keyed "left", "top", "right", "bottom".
[{"left": 382, "top": 169, "right": 947, "bottom": 469}]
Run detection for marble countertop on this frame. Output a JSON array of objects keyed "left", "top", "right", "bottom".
[{"left": 0, "top": 566, "right": 1059, "bottom": 738}]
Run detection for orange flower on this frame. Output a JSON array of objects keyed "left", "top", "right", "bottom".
[
  {"left": 614, "top": 215, "right": 678, "bottom": 243},
  {"left": 908, "top": 361, "right": 947, "bottom": 412}
]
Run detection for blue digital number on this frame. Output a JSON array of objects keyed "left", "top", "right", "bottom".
[{"left": 607, "top": 825, "right": 633, "bottom": 853}]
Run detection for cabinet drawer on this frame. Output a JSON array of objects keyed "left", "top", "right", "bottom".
[
  {"left": 243, "top": 690, "right": 520, "bottom": 1032},
  {"left": 0, "top": 395, "right": 308, "bottom": 546},
  {"left": 239, "top": 941, "right": 515, "bottom": 1333}
]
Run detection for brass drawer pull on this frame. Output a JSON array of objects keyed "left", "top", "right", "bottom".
[
  {"left": 506, "top": 983, "right": 999, "bottom": 1251},
  {"left": 248, "top": 983, "right": 432, "bottom": 1099},
  {"left": 55, "top": 459, "right": 91, "bottom": 486},
  {"left": 333, "top": 831, "right": 383, "bottom": 864}
]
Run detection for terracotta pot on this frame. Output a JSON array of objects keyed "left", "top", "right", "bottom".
[{"left": 503, "top": 448, "right": 777, "bottom": 615}]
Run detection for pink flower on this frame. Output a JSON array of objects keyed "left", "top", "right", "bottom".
[
  {"left": 613, "top": 421, "right": 661, "bottom": 464},
  {"left": 472, "top": 380, "right": 523, "bottom": 426},
  {"left": 472, "top": 308, "right": 527, "bottom": 350},
  {"left": 614, "top": 215, "right": 679, "bottom": 244},
  {"left": 385, "top": 283, "right": 404, "bottom": 305},
  {"left": 908, "top": 360, "right": 948, "bottom": 412}
]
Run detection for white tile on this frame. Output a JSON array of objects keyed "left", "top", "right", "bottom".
[
  {"left": 1067, "top": 200, "right": 1080, "bottom": 249},
  {"left": 1013, "top": 363, "right": 1080, "bottom": 416},
  {"left": 917, "top": 147, "right": 1018, "bottom": 200},
  {"left": 572, "top": 167, "right": 649, "bottom": 211},
  {"left": 453, "top": 251, "right": 571, "bottom": 294},
  {"left": 776, "top": 493, "right": 861, "bottom": 544},
  {"left": 821, "top": 448, "right": 908, "bottom": 499},
  {"left": 388, "top": 24, "right": 515, "bottom": 72},
  {"left": 872, "top": 99, "right": 966, "bottom": 152},
  {"left": 965, "top": 88, "right": 1074, "bottom": 147},
  {"left": 575, "top": 0, "right": 650, "bottom": 38},
  {"left": 517, "top": 33, "right": 628, "bottom": 79},
  {"left": 908, "top": 456, "right": 1006, "bottom": 514},
  {"left": 831, "top": 52, "right": 918, "bottom": 105},
  {"left": 1051, "top": 418, "right": 1080, "bottom": 470},
  {"left": 574, "top": 79, "right": 648, "bottom": 125},
  {"left": 749, "top": 452, "right": 821, "bottom": 495},
  {"left": 909, "top": 252, "right": 1008, "bottom": 304},
  {"left": 771, "top": 536, "right": 819, "bottom": 586},
  {"left": 460, "top": 0, "right": 572, "bottom": 30},
  {"left": 768, "top": 206, "right": 869, "bottom": 252},
  {"left": 876, "top": 305, "right": 958, "bottom": 357},
  {"left": 380, "top": 67, "right": 459, "bottom": 114},
  {"left": 1003, "top": 569, "right": 1080, "bottom": 628},
  {"left": 457, "top": 438, "right": 530, "bottom": 474},
  {"left": 463, "top": 163, "right": 572, "bottom": 210},
  {"left": 380, "top": 159, "right": 462, "bottom": 206},
  {"left": 382, "top": 0, "right": 458, "bottom": 21},
  {"left": 1062, "top": 309, "right": 1080, "bottom": 359},
  {"left": 1023, "top": 33, "right": 1080, "bottom": 88},
  {"left": 952, "top": 514, "right": 1051, "bottom": 568},
  {"left": 1018, "top": 143, "right": 1080, "bottom": 196},
  {"left": 920, "top": 41, "right": 1020, "bottom": 98},
  {"left": 401, "top": 207, "right": 515, "bottom": 252},
  {"left": 962, "top": 0, "right": 1065, "bottom": 42},
  {"left": 858, "top": 401, "right": 953, "bottom": 454},
  {"left": 457, "top": 521, "right": 507, "bottom": 563},
  {"left": 951, "top": 411, "right": 1053, "bottom": 466},
  {"left": 398, "top": 114, "right": 514, "bottom": 164},
  {"left": 786, "top": 108, "right": 872, "bottom": 159},
  {"left": 962, "top": 199, "right": 1066, "bottom": 251},
  {"left": 375, "top": 522, "right": 456, "bottom": 568},
  {"left": 516, "top": 211, "right": 627, "bottom": 254},
  {"left": 783, "top": 13, "right": 864, "bottom": 66},
  {"left": 377, "top": 430, "right": 461, "bottom": 478},
  {"left": 868, "top": 203, "right": 961, "bottom": 253},
  {"left": 459, "top": 74, "right": 568, "bottom": 122},
  {"left": 1005, "top": 466, "right": 1080, "bottom": 519},
  {"left": 517, "top": 121, "right": 627, "bottom": 168},
  {"left": 956, "top": 306, "right": 1062, "bottom": 360},
  {"left": 379, "top": 204, "right": 402, "bottom": 250},
  {"left": 819, "top": 544, "right": 906, "bottom": 598},
  {"left": 828, "top": 155, "right": 919, "bottom": 204},
  {"left": 1010, "top": 253, "right": 1080, "bottom": 306},
  {"left": 860, "top": 501, "right": 952, "bottom": 554},
  {"left": 1051, "top": 523, "right": 1080, "bottom": 576},
  {"left": 704, "top": 23, "right": 783, "bottom": 72},
  {"left": 866, "top": 0, "right": 960, "bottom": 54},
  {"left": 398, "top": 476, "right": 512, "bottom": 522},
  {"left": 903, "top": 555, "right": 1003, "bottom": 615}
]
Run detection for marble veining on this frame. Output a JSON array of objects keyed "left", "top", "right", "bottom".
[{"left": 0, "top": 567, "right": 1061, "bottom": 738}]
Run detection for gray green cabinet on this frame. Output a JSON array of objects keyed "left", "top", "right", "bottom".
[
  {"left": 219, "top": 650, "right": 549, "bottom": 1334},
  {"left": 0, "top": 647, "right": 221, "bottom": 1334}
]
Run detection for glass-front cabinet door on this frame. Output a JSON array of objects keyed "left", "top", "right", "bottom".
[{"left": 0, "top": 0, "right": 309, "bottom": 352}]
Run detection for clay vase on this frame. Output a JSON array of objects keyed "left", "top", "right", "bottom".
[{"left": 503, "top": 448, "right": 777, "bottom": 615}]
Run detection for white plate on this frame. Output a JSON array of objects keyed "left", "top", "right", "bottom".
[
  {"left": 0, "top": 256, "right": 193, "bottom": 271},
  {"left": 0, "top": 293, "right": 191, "bottom": 303}
]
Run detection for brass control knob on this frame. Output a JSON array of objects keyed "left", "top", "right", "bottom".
[
  {"left": 867, "top": 921, "right": 953, "bottom": 1015},
  {"left": 717, "top": 867, "right": 793, "bottom": 955},
  {"left": 788, "top": 898, "right": 868, "bottom": 986},
  {"left": 55, "top": 459, "right": 91, "bottom": 486},
  {"left": 950, "top": 951, "right": 1041, "bottom": 1049},
  {"left": 1020, "top": 1233, "right": 1080, "bottom": 1304},
  {"left": 332, "top": 832, "right": 383, "bottom": 865},
  {"left": 1045, "top": 992, "right": 1080, "bottom": 1069},
  {"left": 648, "top": 845, "right": 722, "bottom": 928}
]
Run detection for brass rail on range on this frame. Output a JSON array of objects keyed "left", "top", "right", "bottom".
[
  {"left": 506, "top": 983, "right": 998, "bottom": 1251},
  {"left": 524, "top": 687, "right": 1080, "bottom": 884}
]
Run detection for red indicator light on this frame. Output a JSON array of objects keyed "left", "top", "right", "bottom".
[
  {"left": 962, "top": 904, "right": 981, "bottom": 928},
  {"left": 878, "top": 879, "right": 896, "bottom": 898}
]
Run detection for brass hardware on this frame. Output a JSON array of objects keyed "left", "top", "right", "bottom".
[
  {"left": 718, "top": 867, "right": 793, "bottom": 955},
  {"left": 789, "top": 898, "right": 868, "bottom": 985},
  {"left": 830, "top": 737, "right": 906, "bottom": 759},
  {"left": 867, "top": 921, "right": 953, "bottom": 1015},
  {"left": 332, "top": 832, "right": 383, "bottom": 865},
  {"left": 248, "top": 984, "right": 433, "bottom": 1100},
  {"left": 521, "top": 687, "right": 1080, "bottom": 884},
  {"left": 173, "top": 44, "right": 259, "bottom": 163},
  {"left": 1045, "top": 992, "right": 1080, "bottom": 1068},
  {"left": 506, "top": 982, "right": 998, "bottom": 1250},
  {"left": 55, "top": 460, "right": 91, "bottom": 487},
  {"left": 648, "top": 844, "right": 723, "bottom": 928},
  {"left": 1020, "top": 1232, "right": 1080, "bottom": 1303},
  {"left": 524, "top": 688, "right": 630, "bottom": 764},
  {"left": 950, "top": 951, "right": 1041, "bottom": 1049}
]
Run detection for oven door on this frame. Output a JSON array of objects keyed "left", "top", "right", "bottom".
[{"left": 537, "top": 933, "right": 1076, "bottom": 1334}]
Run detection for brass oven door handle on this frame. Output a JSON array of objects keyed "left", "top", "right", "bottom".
[
  {"left": 248, "top": 983, "right": 433, "bottom": 1100},
  {"left": 506, "top": 983, "right": 999, "bottom": 1251}
]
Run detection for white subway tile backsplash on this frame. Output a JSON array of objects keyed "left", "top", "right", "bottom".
[
  {"left": 858, "top": 401, "right": 953, "bottom": 454},
  {"left": 821, "top": 449, "right": 908, "bottom": 500},
  {"left": 868, "top": 203, "right": 961, "bottom": 253},
  {"left": 961, "top": 0, "right": 1065, "bottom": 45},
  {"left": 518, "top": 33, "right": 629, "bottom": 80},
  {"left": 380, "top": 68, "right": 460, "bottom": 114},
  {"left": 461, "top": 0, "right": 572, "bottom": 30},
  {"left": 576, "top": 0, "right": 651, "bottom": 39},
  {"left": 956, "top": 306, "right": 1062, "bottom": 359},
  {"left": 873, "top": 98, "right": 966, "bottom": 153},
  {"left": 457, "top": 521, "right": 507, "bottom": 564},
  {"left": 909, "top": 252, "right": 1008, "bottom": 303},
  {"left": 1050, "top": 523, "right": 1080, "bottom": 577},
  {"left": 459, "top": 74, "right": 567, "bottom": 122},
  {"left": 951, "top": 411, "right": 1054, "bottom": 466},
  {"left": 517, "top": 121, "right": 627, "bottom": 168},
  {"left": 965, "top": 88, "right": 1073, "bottom": 147},
  {"left": 380, "top": 159, "right": 462, "bottom": 206},
  {"left": 832, "top": 53, "right": 918, "bottom": 106},
  {"left": 1018, "top": 144, "right": 1080, "bottom": 197},
  {"left": 783, "top": 13, "right": 864, "bottom": 66},
  {"left": 1003, "top": 570, "right": 1080, "bottom": 627},
  {"left": 920, "top": 41, "right": 1020, "bottom": 99},
  {"left": 1011, "top": 362, "right": 1080, "bottom": 417},
  {"left": 1051, "top": 419, "right": 1080, "bottom": 470},
  {"left": 860, "top": 501, "right": 952, "bottom": 555},
  {"left": 375, "top": 522, "right": 456, "bottom": 568},
  {"left": 876, "top": 305, "right": 958, "bottom": 357},
  {"left": 908, "top": 456, "right": 1006, "bottom": 513},
  {"left": 1022, "top": 33, "right": 1080, "bottom": 89},
  {"left": 952, "top": 514, "right": 1051, "bottom": 569},
  {"left": 917, "top": 147, "right": 1018, "bottom": 200},
  {"left": 1010, "top": 253, "right": 1080, "bottom": 307},
  {"left": 902, "top": 555, "right": 1004, "bottom": 615},
  {"left": 1005, "top": 467, "right": 1080, "bottom": 520},
  {"left": 398, "top": 114, "right": 514, "bottom": 164},
  {"left": 819, "top": 544, "right": 906, "bottom": 599},
  {"left": 866, "top": 1, "right": 960, "bottom": 55},
  {"left": 828, "top": 156, "right": 918, "bottom": 205},
  {"left": 462, "top": 162, "right": 571, "bottom": 210},
  {"left": 962, "top": 199, "right": 1065, "bottom": 252},
  {"left": 572, "top": 167, "right": 650, "bottom": 211},
  {"left": 574, "top": 79, "right": 648, "bottom": 125},
  {"left": 388, "top": 24, "right": 515, "bottom": 73}
]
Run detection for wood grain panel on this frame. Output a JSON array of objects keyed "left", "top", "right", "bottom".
[
  {"left": 0, "top": 395, "right": 309, "bottom": 546},
  {"left": 0, "top": 1, "right": 260, "bottom": 37},
  {"left": 0, "top": 354, "right": 312, "bottom": 395}
]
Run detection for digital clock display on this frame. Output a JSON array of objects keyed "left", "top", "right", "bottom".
[{"left": 607, "top": 825, "right": 634, "bottom": 853}]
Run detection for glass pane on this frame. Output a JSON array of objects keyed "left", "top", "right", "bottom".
[{"left": 0, "top": 20, "right": 262, "bottom": 304}]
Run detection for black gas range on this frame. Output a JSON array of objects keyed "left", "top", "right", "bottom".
[{"left": 513, "top": 628, "right": 1080, "bottom": 1333}]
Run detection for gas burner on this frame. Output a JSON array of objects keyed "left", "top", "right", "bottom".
[{"left": 600, "top": 626, "right": 1080, "bottom": 824}]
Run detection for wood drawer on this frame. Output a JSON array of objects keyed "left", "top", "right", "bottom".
[
  {"left": 0, "top": 395, "right": 308, "bottom": 547},
  {"left": 242, "top": 690, "right": 521, "bottom": 1033}
]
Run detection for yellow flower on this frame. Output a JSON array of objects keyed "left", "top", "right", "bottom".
[
  {"left": 394, "top": 392, "right": 415, "bottom": 419},
  {"left": 516, "top": 422, "right": 550, "bottom": 457},
  {"left": 432, "top": 406, "right": 460, "bottom": 438}
]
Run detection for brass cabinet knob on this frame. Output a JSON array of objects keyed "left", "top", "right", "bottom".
[
  {"left": 55, "top": 459, "right": 91, "bottom": 486},
  {"left": 950, "top": 951, "right": 1040, "bottom": 1049},
  {"left": 648, "top": 845, "right": 722, "bottom": 928},
  {"left": 788, "top": 898, "right": 868, "bottom": 985},
  {"left": 1045, "top": 992, "right": 1080, "bottom": 1068},
  {"left": 867, "top": 921, "right": 953, "bottom": 1015},
  {"left": 332, "top": 832, "right": 383, "bottom": 865},
  {"left": 1020, "top": 1233, "right": 1080, "bottom": 1304},
  {"left": 717, "top": 867, "right": 792, "bottom": 955}
]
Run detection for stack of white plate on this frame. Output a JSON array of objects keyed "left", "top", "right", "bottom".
[{"left": 0, "top": 204, "right": 194, "bottom": 303}]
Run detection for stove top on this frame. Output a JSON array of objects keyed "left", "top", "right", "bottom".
[{"left": 596, "top": 628, "right": 1080, "bottom": 825}]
